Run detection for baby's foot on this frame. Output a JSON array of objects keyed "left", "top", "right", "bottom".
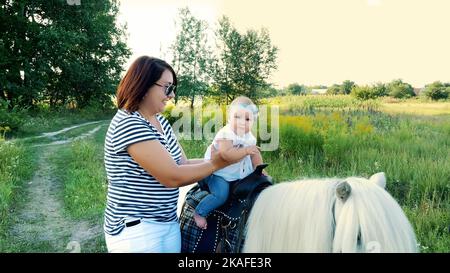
[{"left": 194, "top": 213, "right": 208, "bottom": 229}]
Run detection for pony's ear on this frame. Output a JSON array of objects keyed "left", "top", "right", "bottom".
[
  {"left": 370, "top": 172, "right": 386, "bottom": 189},
  {"left": 336, "top": 181, "right": 352, "bottom": 202}
]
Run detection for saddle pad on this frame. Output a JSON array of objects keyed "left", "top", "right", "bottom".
[{"left": 180, "top": 198, "right": 243, "bottom": 253}]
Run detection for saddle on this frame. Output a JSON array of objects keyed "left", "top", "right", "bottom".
[{"left": 180, "top": 164, "right": 272, "bottom": 253}]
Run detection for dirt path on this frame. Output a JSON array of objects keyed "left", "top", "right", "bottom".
[{"left": 8, "top": 123, "right": 105, "bottom": 252}]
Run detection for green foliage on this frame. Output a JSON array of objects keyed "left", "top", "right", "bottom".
[
  {"left": 55, "top": 139, "right": 107, "bottom": 219},
  {"left": 0, "top": 99, "right": 25, "bottom": 134},
  {"left": 327, "top": 84, "right": 342, "bottom": 95},
  {"left": 422, "top": 81, "right": 450, "bottom": 101},
  {"left": 341, "top": 80, "right": 355, "bottom": 95},
  {"left": 170, "top": 9, "right": 279, "bottom": 105},
  {"left": 371, "top": 82, "right": 389, "bottom": 98},
  {"left": 0, "top": 141, "right": 34, "bottom": 244},
  {"left": 170, "top": 8, "right": 211, "bottom": 108},
  {"left": 278, "top": 121, "right": 324, "bottom": 160},
  {"left": 387, "top": 79, "right": 415, "bottom": 99},
  {"left": 211, "top": 16, "right": 278, "bottom": 104},
  {"left": 350, "top": 84, "right": 376, "bottom": 100},
  {"left": 0, "top": 0, "right": 130, "bottom": 110},
  {"left": 286, "top": 83, "right": 308, "bottom": 96},
  {"left": 327, "top": 81, "right": 355, "bottom": 95},
  {"left": 259, "top": 86, "right": 280, "bottom": 98},
  {"left": 351, "top": 83, "right": 388, "bottom": 100},
  {"left": 267, "top": 95, "right": 381, "bottom": 115}
]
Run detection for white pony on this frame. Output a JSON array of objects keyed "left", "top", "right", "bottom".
[{"left": 242, "top": 172, "right": 418, "bottom": 253}]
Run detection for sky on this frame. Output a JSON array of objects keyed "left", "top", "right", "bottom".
[{"left": 117, "top": 0, "right": 450, "bottom": 88}]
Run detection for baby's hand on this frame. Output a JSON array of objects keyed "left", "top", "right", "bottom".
[{"left": 245, "top": 145, "right": 260, "bottom": 155}]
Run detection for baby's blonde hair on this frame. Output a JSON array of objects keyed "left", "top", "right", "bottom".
[
  {"left": 230, "top": 96, "right": 255, "bottom": 107},
  {"left": 227, "top": 96, "right": 258, "bottom": 121}
]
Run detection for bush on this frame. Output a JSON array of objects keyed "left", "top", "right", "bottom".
[
  {"left": 422, "top": 82, "right": 449, "bottom": 100},
  {"left": 327, "top": 84, "right": 341, "bottom": 95},
  {"left": 387, "top": 79, "right": 415, "bottom": 99},
  {"left": 327, "top": 81, "right": 355, "bottom": 95},
  {"left": 371, "top": 83, "right": 388, "bottom": 98},
  {"left": 351, "top": 84, "right": 387, "bottom": 100},
  {"left": 287, "top": 83, "right": 308, "bottom": 96},
  {"left": 351, "top": 85, "right": 372, "bottom": 100},
  {"left": 0, "top": 99, "right": 25, "bottom": 135}
]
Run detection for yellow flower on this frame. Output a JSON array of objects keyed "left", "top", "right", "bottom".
[
  {"left": 354, "top": 120, "right": 374, "bottom": 135},
  {"left": 281, "top": 116, "right": 314, "bottom": 133}
]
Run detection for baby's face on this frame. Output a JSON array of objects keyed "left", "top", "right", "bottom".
[{"left": 229, "top": 108, "right": 255, "bottom": 136}]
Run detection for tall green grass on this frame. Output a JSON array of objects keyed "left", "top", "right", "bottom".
[
  {"left": 0, "top": 140, "right": 35, "bottom": 250},
  {"left": 181, "top": 106, "right": 450, "bottom": 252},
  {"left": 51, "top": 126, "right": 108, "bottom": 220},
  {"left": 262, "top": 94, "right": 450, "bottom": 116},
  {"left": 273, "top": 113, "right": 449, "bottom": 252}
]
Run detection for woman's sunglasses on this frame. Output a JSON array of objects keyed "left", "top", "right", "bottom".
[{"left": 155, "top": 82, "right": 176, "bottom": 96}]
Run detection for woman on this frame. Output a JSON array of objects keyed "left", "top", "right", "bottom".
[{"left": 103, "top": 56, "right": 242, "bottom": 253}]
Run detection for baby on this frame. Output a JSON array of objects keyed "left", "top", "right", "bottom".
[{"left": 194, "top": 96, "right": 265, "bottom": 229}]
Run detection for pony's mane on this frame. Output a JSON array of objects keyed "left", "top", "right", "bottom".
[
  {"left": 243, "top": 176, "right": 418, "bottom": 253},
  {"left": 244, "top": 178, "right": 339, "bottom": 252},
  {"left": 333, "top": 177, "right": 417, "bottom": 252}
]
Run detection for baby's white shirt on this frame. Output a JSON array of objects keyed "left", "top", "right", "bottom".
[{"left": 204, "top": 124, "right": 257, "bottom": 181}]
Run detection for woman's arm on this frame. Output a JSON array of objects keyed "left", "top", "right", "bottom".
[{"left": 127, "top": 140, "right": 234, "bottom": 188}]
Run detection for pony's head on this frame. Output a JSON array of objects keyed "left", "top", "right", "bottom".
[
  {"left": 332, "top": 172, "right": 417, "bottom": 252},
  {"left": 243, "top": 172, "right": 418, "bottom": 253}
]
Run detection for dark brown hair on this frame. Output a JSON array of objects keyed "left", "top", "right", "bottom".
[{"left": 116, "top": 56, "right": 177, "bottom": 112}]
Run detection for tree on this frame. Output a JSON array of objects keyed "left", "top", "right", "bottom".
[
  {"left": 351, "top": 82, "right": 388, "bottom": 100},
  {"left": 341, "top": 80, "right": 355, "bottom": 95},
  {"left": 327, "top": 84, "right": 341, "bottom": 95},
  {"left": 256, "top": 86, "right": 280, "bottom": 98},
  {"left": 0, "top": 0, "right": 130, "bottom": 109},
  {"left": 371, "top": 82, "right": 388, "bottom": 97},
  {"left": 351, "top": 85, "right": 371, "bottom": 100},
  {"left": 170, "top": 7, "right": 212, "bottom": 108},
  {"left": 387, "top": 79, "right": 415, "bottom": 99},
  {"left": 326, "top": 81, "right": 355, "bottom": 95},
  {"left": 287, "top": 83, "right": 307, "bottom": 95},
  {"left": 211, "top": 16, "right": 278, "bottom": 104},
  {"left": 422, "top": 81, "right": 449, "bottom": 100}
]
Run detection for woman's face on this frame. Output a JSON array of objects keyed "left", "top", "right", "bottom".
[
  {"left": 141, "top": 69, "right": 175, "bottom": 115},
  {"left": 229, "top": 108, "right": 255, "bottom": 136}
]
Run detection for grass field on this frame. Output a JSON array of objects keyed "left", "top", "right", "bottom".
[{"left": 1, "top": 96, "right": 449, "bottom": 252}]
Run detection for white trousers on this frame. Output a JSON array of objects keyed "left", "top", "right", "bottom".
[{"left": 105, "top": 220, "right": 181, "bottom": 253}]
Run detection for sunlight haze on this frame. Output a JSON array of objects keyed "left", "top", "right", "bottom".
[{"left": 118, "top": 0, "right": 450, "bottom": 88}]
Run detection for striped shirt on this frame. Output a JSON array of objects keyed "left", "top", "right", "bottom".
[{"left": 104, "top": 109, "right": 182, "bottom": 236}]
